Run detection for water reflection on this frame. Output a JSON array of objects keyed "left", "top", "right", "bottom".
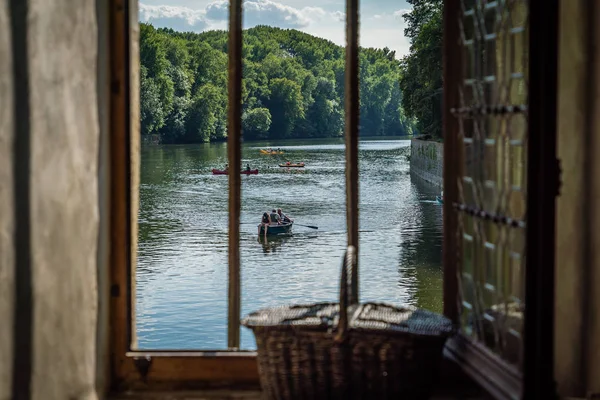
[
  {"left": 258, "top": 235, "right": 290, "bottom": 254},
  {"left": 135, "top": 138, "right": 444, "bottom": 350}
]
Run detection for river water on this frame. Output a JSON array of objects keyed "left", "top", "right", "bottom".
[{"left": 136, "top": 137, "right": 443, "bottom": 350}]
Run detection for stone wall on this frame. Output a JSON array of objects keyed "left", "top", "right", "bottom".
[{"left": 409, "top": 138, "right": 444, "bottom": 188}]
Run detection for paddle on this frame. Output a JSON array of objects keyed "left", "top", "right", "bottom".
[
  {"left": 293, "top": 223, "right": 318, "bottom": 229},
  {"left": 240, "top": 221, "right": 318, "bottom": 229}
]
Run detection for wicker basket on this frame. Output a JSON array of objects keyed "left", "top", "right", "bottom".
[{"left": 241, "top": 246, "right": 455, "bottom": 400}]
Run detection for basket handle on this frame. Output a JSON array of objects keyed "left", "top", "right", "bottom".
[{"left": 335, "top": 245, "right": 358, "bottom": 342}]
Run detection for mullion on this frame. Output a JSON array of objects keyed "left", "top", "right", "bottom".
[{"left": 227, "top": 0, "right": 243, "bottom": 350}]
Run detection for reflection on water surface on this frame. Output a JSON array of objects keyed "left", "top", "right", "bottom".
[{"left": 136, "top": 138, "right": 443, "bottom": 349}]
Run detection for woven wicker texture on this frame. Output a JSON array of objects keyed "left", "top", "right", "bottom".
[
  {"left": 242, "top": 303, "right": 454, "bottom": 337},
  {"left": 241, "top": 246, "right": 455, "bottom": 399}
]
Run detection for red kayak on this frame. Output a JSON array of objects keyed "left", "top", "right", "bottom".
[{"left": 212, "top": 168, "right": 259, "bottom": 175}]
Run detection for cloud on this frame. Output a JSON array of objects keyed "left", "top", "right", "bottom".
[
  {"left": 139, "top": 1, "right": 334, "bottom": 31},
  {"left": 205, "top": 0, "right": 326, "bottom": 29},
  {"left": 393, "top": 9, "right": 411, "bottom": 19},
  {"left": 139, "top": 3, "right": 208, "bottom": 31},
  {"left": 138, "top": 1, "right": 412, "bottom": 58},
  {"left": 302, "top": 7, "right": 327, "bottom": 22},
  {"left": 331, "top": 11, "right": 345, "bottom": 23},
  {"left": 369, "top": 8, "right": 410, "bottom": 22}
]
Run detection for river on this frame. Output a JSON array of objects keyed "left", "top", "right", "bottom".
[{"left": 136, "top": 137, "right": 443, "bottom": 350}]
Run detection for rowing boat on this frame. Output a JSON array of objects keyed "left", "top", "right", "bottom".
[
  {"left": 279, "top": 163, "right": 305, "bottom": 168},
  {"left": 257, "top": 221, "right": 293, "bottom": 235},
  {"left": 212, "top": 168, "right": 259, "bottom": 175}
]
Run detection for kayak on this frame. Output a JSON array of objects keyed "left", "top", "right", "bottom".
[
  {"left": 257, "top": 221, "right": 293, "bottom": 235},
  {"left": 279, "top": 163, "right": 305, "bottom": 168},
  {"left": 212, "top": 169, "right": 259, "bottom": 175},
  {"left": 260, "top": 149, "right": 284, "bottom": 155}
]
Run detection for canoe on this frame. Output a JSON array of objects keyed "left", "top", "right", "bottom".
[
  {"left": 257, "top": 221, "right": 293, "bottom": 235},
  {"left": 260, "top": 149, "right": 284, "bottom": 155},
  {"left": 279, "top": 163, "right": 305, "bottom": 168},
  {"left": 212, "top": 169, "right": 259, "bottom": 175},
  {"left": 436, "top": 195, "right": 444, "bottom": 204}
]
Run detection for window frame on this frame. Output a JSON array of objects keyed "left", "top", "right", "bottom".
[
  {"left": 441, "top": 0, "right": 559, "bottom": 399},
  {"left": 107, "top": 0, "right": 259, "bottom": 391},
  {"left": 107, "top": 0, "right": 559, "bottom": 396},
  {"left": 107, "top": 0, "right": 361, "bottom": 392}
]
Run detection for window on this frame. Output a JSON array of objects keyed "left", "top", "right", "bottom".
[
  {"left": 108, "top": 0, "right": 360, "bottom": 391},
  {"left": 109, "top": 0, "right": 258, "bottom": 390},
  {"left": 108, "top": 0, "right": 558, "bottom": 396},
  {"left": 441, "top": 0, "right": 558, "bottom": 398}
]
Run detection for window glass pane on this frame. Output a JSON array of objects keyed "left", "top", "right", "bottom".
[
  {"left": 133, "top": 0, "right": 446, "bottom": 351},
  {"left": 134, "top": 13, "right": 232, "bottom": 350},
  {"left": 456, "top": 0, "right": 528, "bottom": 370}
]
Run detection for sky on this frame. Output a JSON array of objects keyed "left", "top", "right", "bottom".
[{"left": 138, "top": 0, "right": 412, "bottom": 58}]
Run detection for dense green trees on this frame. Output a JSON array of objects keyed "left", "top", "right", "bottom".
[
  {"left": 399, "top": 0, "right": 443, "bottom": 139},
  {"left": 140, "top": 24, "right": 415, "bottom": 143}
]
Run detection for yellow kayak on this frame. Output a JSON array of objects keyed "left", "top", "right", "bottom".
[{"left": 260, "top": 149, "right": 284, "bottom": 155}]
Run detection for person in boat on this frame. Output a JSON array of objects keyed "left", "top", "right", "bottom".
[
  {"left": 277, "top": 208, "right": 293, "bottom": 223},
  {"left": 270, "top": 209, "right": 281, "bottom": 225},
  {"left": 246, "top": 163, "right": 251, "bottom": 172},
  {"left": 286, "top": 161, "right": 291, "bottom": 166},
  {"left": 259, "top": 212, "right": 270, "bottom": 238},
  {"left": 224, "top": 163, "right": 229, "bottom": 172}
]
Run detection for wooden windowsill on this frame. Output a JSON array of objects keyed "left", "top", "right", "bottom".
[
  {"left": 109, "top": 344, "right": 491, "bottom": 399},
  {"left": 108, "top": 360, "right": 490, "bottom": 400},
  {"left": 110, "top": 389, "right": 489, "bottom": 400}
]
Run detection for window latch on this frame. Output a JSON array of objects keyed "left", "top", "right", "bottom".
[{"left": 133, "top": 356, "right": 152, "bottom": 381}]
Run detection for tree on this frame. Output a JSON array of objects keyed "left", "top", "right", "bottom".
[
  {"left": 185, "top": 84, "right": 226, "bottom": 142},
  {"left": 265, "top": 78, "right": 305, "bottom": 138},
  {"left": 140, "top": 65, "right": 167, "bottom": 136},
  {"left": 139, "top": 23, "right": 416, "bottom": 143},
  {"left": 242, "top": 108, "right": 272, "bottom": 140},
  {"left": 399, "top": 0, "right": 443, "bottom": 138}
]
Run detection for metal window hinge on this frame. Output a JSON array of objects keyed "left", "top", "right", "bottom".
[{"left": 133, "top": 356, "right": 152, "bottom": 381}]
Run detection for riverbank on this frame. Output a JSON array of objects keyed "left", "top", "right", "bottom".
[{"left": 409, "top": 138, "right": 444, "bottom": 188}]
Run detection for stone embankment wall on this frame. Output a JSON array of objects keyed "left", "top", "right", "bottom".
[{"left": 409, "top": 138, "right": 444, "bottom": 188}]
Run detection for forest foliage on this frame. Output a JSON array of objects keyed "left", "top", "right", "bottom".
[
  {"left": 140, "top": 24, "right": 416, "bottom": 143},
  {"left": 398, "top": 0, "right": 443, "bottom": 139}
]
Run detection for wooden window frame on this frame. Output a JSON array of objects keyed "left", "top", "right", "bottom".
[
  {"left": 108, "top": 0, "right": 559, "bottom": 396},
  {"left": 107, "top": 0, "right": 360, "bottom": 393},
  {"left": 441, "top": 0, "right": 559, "bottom": 399},
  {"left": 108, "top": 0, "right": 258, "bottom": 392}
]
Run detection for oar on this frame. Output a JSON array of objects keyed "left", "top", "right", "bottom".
[
  {"left": 293, "top": 223, "right": 318, "bottom": 229},
  {"left": 240, "top": 221, "right": 318, "bottom": 230}
]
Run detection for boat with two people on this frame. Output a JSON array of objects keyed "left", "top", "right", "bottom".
[
  {"left": 212, "top": 163, "right": 258, "bottom": 175},
  {"left": 278, "top": 161, "right": 305, "bottom": 168}
]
